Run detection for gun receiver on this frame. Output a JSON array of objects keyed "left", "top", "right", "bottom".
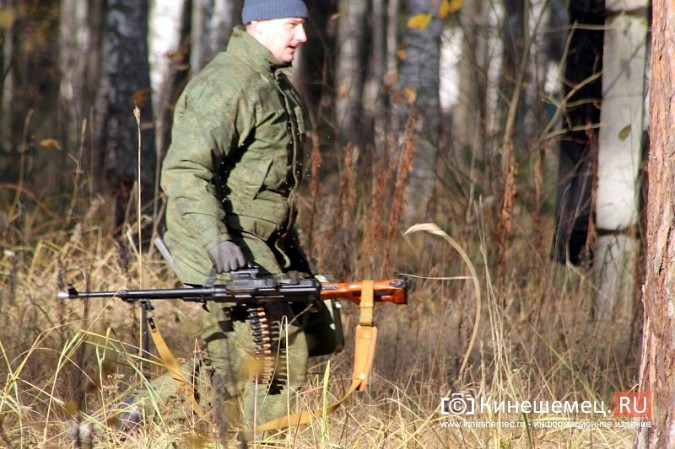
[{"left": 57, "top": 268, "right": 409, "bottom": 306}]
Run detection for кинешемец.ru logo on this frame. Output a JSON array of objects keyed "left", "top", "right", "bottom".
[{"left": 440, "top": 391, "right": 653, "bottom": 419}]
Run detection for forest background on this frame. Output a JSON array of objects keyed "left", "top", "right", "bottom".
[{"left": 0, "top": 0, "right": 673, "bottom": 448}]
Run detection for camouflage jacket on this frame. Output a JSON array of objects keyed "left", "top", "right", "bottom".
[{"left": 161, "top": 26, "right": 308, "bottom": 285}]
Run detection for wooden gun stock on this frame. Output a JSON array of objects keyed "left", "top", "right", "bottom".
[{"left": 319, "top": 278, "right": 408, "bottom": 305}]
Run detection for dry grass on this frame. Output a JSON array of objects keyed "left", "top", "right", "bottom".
[{"left": 0, "top": 160, "right": 640, "bottom": 448}]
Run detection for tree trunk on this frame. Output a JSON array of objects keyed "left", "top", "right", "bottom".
[
  {"left": 84, "top": 0, "right": 106, "bottom": 120},
  {"left": 335, "top": 0, "right": 369, "bottom": 146},
  {"left": 96, "top": 0, "right": 156, "bottom": 230},
  {"left": 59, "top": 0, "right": 86, "bottom": 124},
  {"left": 498, "top": 0, "right": 527, "bottom": 149},
  {"left": 452, "top": 0, "right": 487, "bottom": 163},
  {"left": 59, "top": 0, "right": 101, "bottom": 161},
  {"left": 370, "top": 0, "right": 390, "bottom": 161},
  {"left": 636, "top": 1, "right": 675, "bottom": 447},
  {"left": 370, "top": 0, "right": 399, "bottom": 167},
  {"left": 0, "top": 0, "right": 11, "bottom": 155},
  {"left": 552, "top": 0, "right": 604, "bottom": 265},
  {"left": 190, "top": 0, "right": 238, "bottom": 71},
  {"left": 152, "top": 0, "right": 192, "bottom": 160},
  {"left": 593, "top": 0, "right": 649, "bottom": 355},
  {"left": 494, "top": 0, "right": 527, "bottom": 271},
  {"left": 398, "top": 0, "right": 443, "bottom": 219},
  {"left": 5, "top": 0, "right": 62, "bottom": 189}
]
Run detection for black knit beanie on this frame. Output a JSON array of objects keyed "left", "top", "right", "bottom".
[{"left": 242, "top": 0, "right": 309, "bottom": 24}]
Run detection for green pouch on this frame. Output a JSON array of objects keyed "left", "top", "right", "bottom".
[{"left": 299, "top": 299, "right": 344, "bottom": 357}]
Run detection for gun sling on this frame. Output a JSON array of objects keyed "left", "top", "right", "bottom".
[{"left": 145, "top": 313, "right": 207, "bottom": 419}]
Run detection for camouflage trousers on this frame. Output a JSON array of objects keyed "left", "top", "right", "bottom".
[
  {"left": 131, "top": 231, "right": 310, "bottom": 438},
  {"left": 201, "top": 300, "right": 309, "bottom": 430}
]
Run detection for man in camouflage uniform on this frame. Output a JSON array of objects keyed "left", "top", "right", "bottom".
[{"left": 158, "top": 0, "right": 312, "bottom": 433}]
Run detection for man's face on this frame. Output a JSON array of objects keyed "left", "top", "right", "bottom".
[{"left": 248, "top": 18, "right": 307, "bottom": 63}]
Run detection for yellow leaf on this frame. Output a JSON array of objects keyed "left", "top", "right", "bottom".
[
  {"left": 132, "top": 89, "right": 150, "bottom": 108},
  {"left": 618, "top": 124, "right": 631, "bottom": 141},
  {"left": 407, "top": 13, "right": 432, "bottom": 30},
  {"left": 0, "top": 8, "right": 17, "bottom": 30},
  {"left": 39, "top": 139, "right": 62, "bottom": 150},
  {"left": 448, "top": 0, "right": 463, "bottom": 13},
  {"left": 403, "top": 87, "right": 417, "bottom": 105},
  {"left": 439, "top": 1, "right": 450, "bottom": 19},
  {"left": 439, "top": 0, "right": 463, "bottom": 18}
]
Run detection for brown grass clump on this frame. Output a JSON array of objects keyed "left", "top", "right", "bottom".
[{"left": 1, "top": 181, "right": 639, "bottom": 448}]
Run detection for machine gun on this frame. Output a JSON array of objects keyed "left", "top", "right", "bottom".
[
  {"left": 58, "top": 267, "right": 408, "bottom": 306},
  {"left": 58, "top": 267, "right": 408, "bottom": 405}
]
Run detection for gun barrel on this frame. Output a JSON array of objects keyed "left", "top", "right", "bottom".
[
  {"left": 58, "top": 279, "right": 322, "bottom": 303},
  {"left": 58, "top": 285, "right": 212, "bottom": 301}
]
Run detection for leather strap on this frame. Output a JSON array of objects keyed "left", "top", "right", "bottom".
[
  {"left": 146, "top": 315, "right": 207, "bottom": 419},
  {"left": 352, "top": 280, "right": 376, "bottom": 391}
]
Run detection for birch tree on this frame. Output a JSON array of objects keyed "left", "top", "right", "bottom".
[
  {"left": 593, "top": 0, "right": 649, "bottom": 350},
  {"left": 452, "top": 0, "right": 488, "bottom": 163},
  {"left": 370, "top": 0, "right": 394, "bottom": 159},
  {"left": 335, "top": 0, "right": 369, "bottom": 145},
  {"left": 398, "top": 0, "right": 446, "bottom": 219},
  {"left": 151, "top": 0, "right": 192, "bottom": 158},
  {"left": 60, "top": 0, "right": 104, "bottom": 156},
  {"left": 191, "top": 0, "right": 238, "bottom": 71}
]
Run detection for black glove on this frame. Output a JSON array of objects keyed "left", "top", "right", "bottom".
[{"left": 208, "top": 241, "right": 246, "bottom": 273}]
